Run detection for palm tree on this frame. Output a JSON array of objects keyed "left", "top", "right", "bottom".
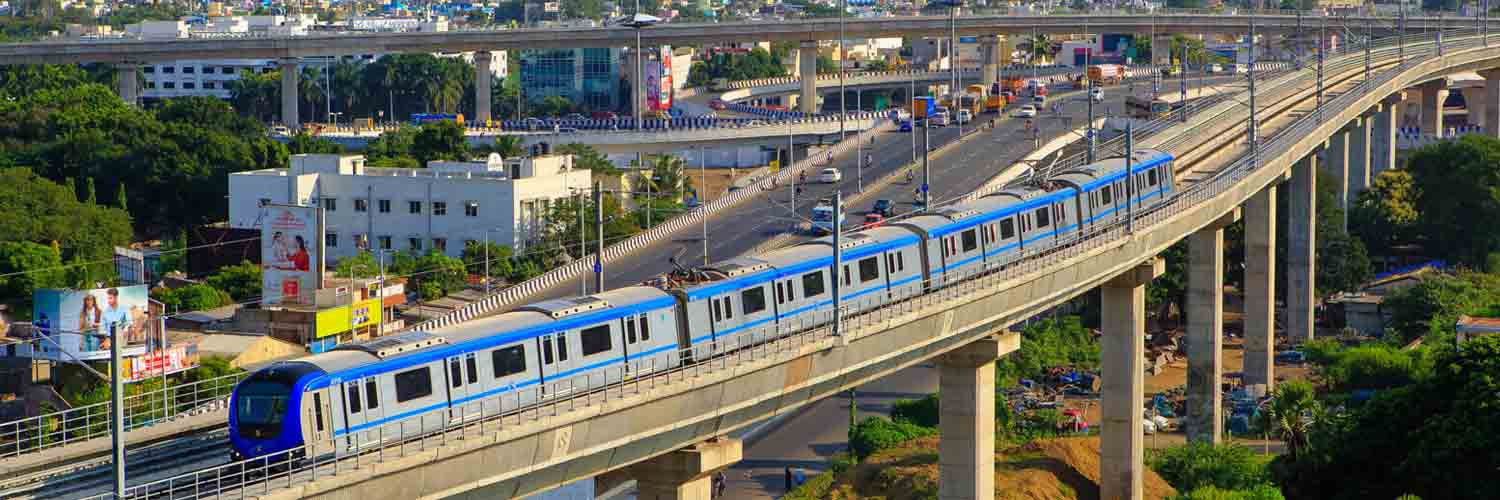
[{"left": 1258, "top": 380, "right": 1321, "bottom": 461}]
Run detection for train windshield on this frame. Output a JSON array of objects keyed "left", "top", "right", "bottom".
[{"left": 236, "top": 380, "right": 291, "bottom": 438}]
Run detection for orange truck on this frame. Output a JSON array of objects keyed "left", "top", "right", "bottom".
[{"left": 1087, "top": 64, "right": 1125, "bottom": 85}]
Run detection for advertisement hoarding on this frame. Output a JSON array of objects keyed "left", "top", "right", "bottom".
[
  {"left": 261, "top": 204, "right": 323, "bottom": 305},
  {"left": 314, "top": 298, "right": 383, "bottom": 339},
  {"left": 123, "top": 343, "right": 200, "bottom": 382},
  {"left": 658, "top": 45, "right": 673, "bottom": 110},
  {"left": 29, "top": 285, "right": 153, "bottom": 361}
]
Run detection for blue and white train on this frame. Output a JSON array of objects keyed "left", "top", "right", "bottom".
[{"left": 228, "top": 149, "right": 1175, "bottom": 461}]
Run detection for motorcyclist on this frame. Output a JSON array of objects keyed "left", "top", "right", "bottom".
[{"left": 906, "top": 169, "right": 914, "bottom": 182}]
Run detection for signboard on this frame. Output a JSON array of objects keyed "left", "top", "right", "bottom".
[
  {"left": 314, "top": 298, "right": 383, "bottom": 339},
  {"left": 29, "top": 286, "right": 152, "bottom": 361},
  {"left": 543, "top": 1, "right": 559, "bottom": 12},
  {"left": 123, "top": 343, "right": 200, "bottom": 382},
  {"left": 658, "top": 45, "right": 674, "bottom": 110},
  {"left": 261, "top": 204, "right": 323, "bottom": 305}
]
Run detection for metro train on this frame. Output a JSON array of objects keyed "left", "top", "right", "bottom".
[{"left": 228, "top": 149, "right": 1175, "bottom": 461}]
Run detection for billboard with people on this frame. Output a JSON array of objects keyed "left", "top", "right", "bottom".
[
  {"left": 646, "top": 46, "right": 673, "bottom": 111},
  {"left": 29, "top": 285, "right": 153, "bottom": 361},
  {"left": 261, "top": 204, "right": 323, "bottom": 305}
]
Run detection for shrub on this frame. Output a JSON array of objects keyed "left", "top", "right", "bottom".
[
  {"left": 1148, "top": 442, "right": 1274, "bottom": 493},
  {"left": 849, "top": 417, "right": 936, "bottom": 459},
  {"left": 1176, "top": 484, "right": 1286, "bottom": 500},
  {"left": 890, "top": 394, "right": 939, "bottom": 428}
]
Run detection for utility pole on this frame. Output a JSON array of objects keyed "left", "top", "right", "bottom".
[
  {"left": 921, "top": 120, "right": 931, "bottom": 212},
  {"left": 1179, "top": 42, "right": 1188, "bottom": 123},
  {"left": 832, "top": 189, "right": 844, "bottom": 341},
  {"left": 700, "top": 146, "right": 708, "bottom": 265},
  {"left": 578, "top": 189, "right": 586, "bottom": 295},
  {"left": 1317, "top": 14, "right": 1325, "bottom": 123},
  {"left": 110, "top": 323, "right": 125, "bottom": 499},
  {"left": 593, "top": 181, "right": 603, "bottom": 294},
  {"left": 839, "top": 0, "right": 847, "bottom": 142},
  {"left": 1086, "top": 19, "right": 1096, "bottom": 163},
  {"left": 1249, "top": 14, "right": 1259, "bottom": 170},
  {"left": 1437, "top": 9, "right": 1444, "bottom": 56},
  {"left": 1124, "top": 121, "right": 1135, "bottom": 234},
  {"left": 1296, "top": 11, "right": 1304, "bottom": 70},
  {"left": 1365, "top": 15, "right": 1372, "bottom": 84},
  {"left": 1399, "top": 0, "right": 1406, "bottom": 65}
]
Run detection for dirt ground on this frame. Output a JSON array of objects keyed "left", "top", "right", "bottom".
[{"left": 828, "top": 436, "right": 1178, "bottom": 500}]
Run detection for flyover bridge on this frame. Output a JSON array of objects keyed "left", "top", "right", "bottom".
[{"left": 57, "top": 27, "right": 1500, "bottom": 500}]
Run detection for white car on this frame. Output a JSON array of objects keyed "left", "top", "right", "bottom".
[
  {"left": 956, "top": 109, "right": 973, "bottom": 124},
  {"left": 1016, "top": 105, "right": 1038, "bottom": 118},
  {"left": 930, "top": 113, "right": 951, "bottom": 127},
  {"left": 1233, "top": 64, "right": 1249, "bottom": 74},
  {"left": 817, "top": 167, "right": 842, "bottom": 183},
  {"left": 1207, "top": 63, "right": 1223, "bottom": 74},
  {"left": 1089, "top": 88, "right": 1104, "bottom": 102}
]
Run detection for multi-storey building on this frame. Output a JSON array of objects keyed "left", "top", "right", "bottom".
[{"left": 519, "top": 47, "right": 624, "bottom": 111}]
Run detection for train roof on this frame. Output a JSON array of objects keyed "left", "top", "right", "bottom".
[
  {"left": 927, "top": 186, "right": 1075, "bottom": 237},
  {"left": 808, "top": 226, "right": 922, "bottom": 258},
  {"left": 1052, "top": 150, "right": 1173, "bottom": 190}
]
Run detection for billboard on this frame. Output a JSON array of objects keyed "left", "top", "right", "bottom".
[
  {"left": 122, "top": 343, "right": 200, "bottom": 382},
  {"left": 645, "top": 46, "right": 673, "bottom": 112},
  {"left": 261, "top": 204, "right": 323, "bottom": 305},
  {"left": 314, "top": 297, "right": 383, "bottom": 339},
  {"left": 30, "top": 285, "right": 153, "bottom": 361}
]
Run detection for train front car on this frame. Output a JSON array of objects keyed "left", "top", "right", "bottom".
[{"left": 229, "top": 361, "right": 325, "bottom": 462}]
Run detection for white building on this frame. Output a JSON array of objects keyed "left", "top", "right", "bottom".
[{"left": 228, "top": 154, "right": 591, "bottom": 261}]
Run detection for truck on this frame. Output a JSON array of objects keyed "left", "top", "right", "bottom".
[
  {"left": 912, "top": 96, "right": 937, "bottom": 121},
  {"left": 960, "top": 84, "right": 986, "bottom": 115},
  {"left": 1001, "top": 77, "right": 1026, "bottom": 94},
  {"left": 1087, "top": 64, "right": 1125, "bottom": 85}
]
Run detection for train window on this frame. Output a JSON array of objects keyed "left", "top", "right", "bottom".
[
  {"left": 802, "top": 271, "right": 826, "bottom": 298},
  {"left": 775, "top": 282, "right": 785, "bottom": 304},
  {"left": 859, "top": 257, "right": 879, "bottom": 283},
  {"left": 1101, "top": 185, "right": 1113, "bottom": 205},
  {"left": 723, "top": 298, "right": 733, "bottom": 319},
  {"left": 639, "top": 316, "right": 650, "bottom": 341},
  {"left": 897, "top": 252, "right": 905, "bottom": 271},
  {"left": 626, "top": 319, "right": 638, "bottom": 343},
  {"left": 312, "top": 393, "right": 325, "bottom": 432},
  {"left": 961, "top": 230, "right": 978, "bottom": 252},
  {"left": 542, "top": 336, "right": 555, "bottom": 365},
  {"left": 1148, "top": 169, "right": 1159, "bottom": 186},
  {"left": 581, "top": 325, "right": 612, "bottom": 356},
  {"left": 843, "top": 265, "right": 852, "bottom": 287},
  {"left": 394, "top": 367, "right": 433, "bottom": 403},
  {"left": 1000, "top": 218, "right": 1015, "bottom": 240},
  {"left": 712, "top": 299, "right": 722, "bottom": 322},
  {"left": 886, "top": 254, "right": 895, "bottom": 274},
  {"left": 449, "top": 358, "right": 463, "bottom": 388},
  {"left": 556, "top": 336, "right": 569, "bottom": 361},
  {"left": 365, "top": 379, "right": 379, "bottom": 410},
  {"left": 742, "top": 288, "right": 766, "bottom": 314},
  {"left": 1035, "top": 207, "right": 1050, "bottom": 228},
  {"left": 466, "top": 354, "right": 478, "bottom": 384},
  {"left": 347, "top": 385, "right": 362, "bottom": 413},
  {"left": 492, "top": 345, "right": 527, "bottom": 378}
]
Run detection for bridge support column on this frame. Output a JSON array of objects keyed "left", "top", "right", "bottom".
[
  {"left": 1286, "top": 152, "right": 1318, "bottom": 342},
  {"left": 1420, "top": 80, "right": 1448, "bottom": 138},
  {"left": 981, "top": 35, "right": 1002, "bottom": 90},
  {"left": 1462, "top": 86, "right": 1486, "bottom": 129},
  {"left": 1372, "top": 92, "right": 1405, "bottom": 174},
  {"left": 474, "top": 51, "right": 492, "bottom": 125},
  {"left": 1152, "top": 34, "right": 1173, "bottom": 67},
  {"left": 1350, "top": 114, "right": 1371, "bottom": 197},
  {"left": 628, "top": 439, "right": 743, "bottom": 500},
  {"left": 938, "top": 335, "right": 1005, "bottom": 500},
  {"left": 115, "top": 63, "right": 139, "bottom": 106},
  {"left": 1187, "top": 209, "right": 1238, "bottom": 445},
  {"left": 1243, "top": 184, "right": 1278, "bottom": 391},
  {"left": 1102, "top": 259, "right": 1163, "bottom": 500},
  {"left": 1325, "top": 127, "right": 1350, "bottom": 216},
  {"left": 279, "top": 58, "right": 300, "bottom": 130},
  {"left": 800, "top": 41, "right": 819, "bottom": 114},
  {"left": 1484, "top": 69, "right": 1500, "bottom": 138}
]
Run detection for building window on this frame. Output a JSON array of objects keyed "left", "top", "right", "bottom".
[
  {"left": 183, "top": 82, "right": 195, "bottom": 89},
  {"left": 378, "top": 199, "right": 391, "bottom": 213},
  {"left": 145, "top": 82, "right": 156, "bottom": 89},
  {"left": 203, "top": 82, "right": 216, "bottom": 89},
  {"left": 222, "top": 66, "right": 235, "bottom": 74},
  {"left": 464, "top": 202, "right": 479, "bottom": 217},
  {"left": 408, "top": 201, "right": 421, "bottom": 214},
  {"left": 433, "top": 238, "right": 447, "bottom": 252},
  {"left": 183, "top": 66, "right": 195, "bottom": 74},
  {"left": 323, "top": 198, "right": 337, "bottom": 211},
  {"left": 162, "top": 66, "right": 175, "bottom": 74},
  {"left": 162, "top": 82, "right": 175, "bottom": 89},
  {"left": 355, "top": 233, "right": 369, "bottom": 249},
  {"left": 378, "top": 235, "right": 392, "bottom": 250},
  {"left": 433, "top": 201, "right": 447, "bottom": 216},
  {"left": 354, "top": 199, "right": 368, "bottom": 212},
  {"left": 143, "top": 66, "right": 155, "bottom": 73},
  {"left": 326, "top": 232, "right": 338, "bottom": 248},
  {"left": 408, "top": 237, "right": 422, "bottom": 251}
]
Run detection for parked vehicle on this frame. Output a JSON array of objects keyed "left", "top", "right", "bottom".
[
  {"left": 1087, "top": 64, "right": 1124, "bottom": 85},
  {"left": 898, "top": 120, "right": 914, "bottom": 132},
  {"left": 862, "top": 213, "right": 886, "bottom": 229},
  {"left": 1233, "top": 64, "right": 1249, "bottom": 74},
  {"left": 930, "top": 112, "right": 951, "bottom": 127},
  {"left": 956, "top": 109, "right": 973, "bottom": 124},
  {"left": 1089, "top": 88, "right": 1104, "bottom": 102},
  {"left": 1016, "top": 105, "right": 1038, "bottom": 118},
  {"left": 817, "top": 167, "right": 842, "bottom": 183},
  {"left": 872, "top": 199, "right": 895, "bottom": 217}
]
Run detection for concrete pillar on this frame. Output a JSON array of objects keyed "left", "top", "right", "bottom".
[
  {"left": 799, "top": 41, "right": 819, "bottom": 114},
  {"left": 115, "top": 63, "right": 139, "bottom": 106},
  {"left": 1420, "top": 80, "right": 1448, "bottom": 137},
  {"left": 1102, "top": 259, "right": 1163, "bottom": 500},
  {"left": 1186, "top": 209, "right": 1239, "bottom": 445},
  {"left": 1350, "top": 114, "right": 1371, "bottom": 197},
  {"left": 474, "top": 51, "right": 492, "bottom": 125},
  {"left": 628, "top": 439, "right": 743, "bottom": 500},
  {"left": 1325, "top": 128, "right": 1350, "bottom": 216},
  {"left": 1462, "top": 86, "right": 1486, "bottom": 129},
  {"left": 938, "top": 336, "right": 1005, "bottom": 500},
  {"left": 1484, "top": 69, "right": 1500, "bottom": 138},
  {"left": 1243, "top": 184, "right": 1278, "bottom": 390},
  {"left": 1372, "top": 92, "right": 1405, "bottom": 174},
  {"left": 1286, "top": 153, "right": 1318, "bottom": 342},
  {"left": 1152, "top": 34, "right": 1173, "bottom": 66},
  {"left": 279, "top": 58, "right": 300, "bottom": 130},
  {"left": 981, "top": 35, "right": 1002, "bottom": 90}
]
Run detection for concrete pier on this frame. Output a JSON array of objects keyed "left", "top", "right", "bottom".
[
  {"left": 1349, "top": 114, "right": 1371, "bottom": 198},
  {"left": 1186, "top": 209, "right": 1238, "bottom": 445},
  {"left": 1243, "top": 184, "right": 1278, "bottom": 390},
  {"left": 1325, "top": 127, "right": 1349, "bottom": 217},
  {"left": 279, "top": 58, "right": 299, "bottom": 130},
  {"left": 116, "top": 63, "right": 139, "bottom": 106},
  {"left": 1286, "top": 153, "right": 1318, "bottom": 341},
  {"left": 1485, "top": 69, "right": 1500, "bottom": 139},
  {"left": 629, "top": 439, "right": 742, "bottom": 500},
  {"left": 938, "top": 335, "right": 1005, "bottom": 500},
  {"left": 799, "top": 41, "right": 819, "bottom": 114},
  {"left": 1371, "top": 92, "right": 1405, "bottom": 174},
  {"left": 1420, "top": 80, "right": 1448, "bottom": 137},
  {"left": 1102, "top": 259, "right": 1163, "bottom": 500},
  {"left": 474, "top": 51, "right": 492, "bottom": 124}
]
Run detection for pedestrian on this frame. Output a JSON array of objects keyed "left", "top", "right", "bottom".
[
  {"left": 784, "top": 466, "right": 793, "bottom": 491},
  {"left": 716, "top": 472, "right": 727, "bottom": 497}
]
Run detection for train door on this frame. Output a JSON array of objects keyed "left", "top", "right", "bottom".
[
  {"left": 445, "top": 353, "right": 480, "bottom": 421},
  {"left": 341, "top": 380, "right": 367, "bottom": 451},
  {"left": 708, "top": 293, "right": 739, "bottom": 345},
  {"left": 303, "top": 388, "right": 334, "bottom": 456},
  {"left": 360, "top": 377, "right": 384, "bottom": 444},
  {"left": 538, "top": 334, "right": 573, "bottom": 399}
]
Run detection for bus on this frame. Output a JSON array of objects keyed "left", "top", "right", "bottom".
[
  {"left": 411, "top": 113, "right": 465, "bottom": 125},
  {"left": 1125, "top": 96, "right": 1172, "bottom": 119}
]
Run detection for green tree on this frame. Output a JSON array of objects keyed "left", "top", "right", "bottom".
[
  {"left": 535, "top": 95, "right": 576, "bottom": 117},
  {"left": 228, "top": 69, "right": 282, "bottom": 123},
  {"left": 361, "top": 126, "right": 420, "bottom": 168},
  {"left": 152, "top": 284, "right": 231, "bottom": 312},
  {"left": 1404, "top": 135, "right": 1500, "bottom": 266},
  {"left": 1148, "top": 442, "right": 1276, "bottom": 494},
  {"left": 478, "top": 135, "right": 526, "bottom": 159},
  {"left": 1257, "top": 381, "right": 1320, "bottom": 462},
  {"left": 556, "top": 143, "right": 622, "bottom": 176},
  {"left": 205, "top": 260, "right": 262, "bottom": 302},
  {"left": 410, "top": 120, "right": 471, "bottom": 166},
  {"left": 1316, "top": 231, "right": 1372, "bottom": 296},
  {"left": 1348, "top": 169, "right": 1418, "bottom": 257},
  {"left": 847, "top": 416, "right": 936, "bottom": 459},
  {"left": 815, "top": 54, "right": 839, "bottom": 74},
  {"left": 333, "top": 251, "right": 382, "bottom": 279},
  {"left": 0, "top": 168, "right": 132, "bottom": 281},
  {"left": 461, "top": 240, "right": 514, "bottom": 284},
  {"left": 288, "top": 133, "right": 345, "bottom": 154},
  {"left": 0, "top": 241, "right": 67, "bottom": 315},
  {"left": 993, "top": 316, "right": 1100, "bottom": 387},
  {"left": 1379, "top": 272, "right": 1500, "bottom": 344}
]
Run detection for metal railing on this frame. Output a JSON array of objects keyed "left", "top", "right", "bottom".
[
  {"left": 74, "top": 28, "right": 1493, "bottom": 499},
  {"left": 0, "top": 372, "right": 245, "bottom": 461}
]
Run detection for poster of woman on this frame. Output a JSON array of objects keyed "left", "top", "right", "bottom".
[{"left": 260, "top": 204, "right": 323, "bottom": 305}]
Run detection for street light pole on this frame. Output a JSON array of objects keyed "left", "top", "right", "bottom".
[
  {"left": 700, "top": 146, "right": 708, "bottom": 265},
  {"left": 110, "top": 323, "right": 125, "bottom": 499},
  {"left": 839, "top": 0, "right": 847, "bottom": 142},
  {"left": 593, "top": 182, "right": 604, "bottom": 293}
]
